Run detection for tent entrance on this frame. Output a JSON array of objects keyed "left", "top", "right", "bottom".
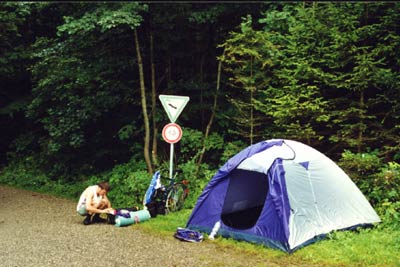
[{"left": 221, "top": 169, "right": 269, "bottom": 229}]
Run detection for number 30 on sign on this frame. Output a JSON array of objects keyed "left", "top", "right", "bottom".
[{"left": 162, "top": 123, "right": 182, "bottom": 144}]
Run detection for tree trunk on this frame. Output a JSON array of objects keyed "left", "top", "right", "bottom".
[
  {"left": 150, "top": 32, "right": 159, "bottom": 166},
  {"left": 357, "top": 4, "right": 369, "bottom": 154},
  {"left": 200, "top": 54, "right": 205, "bottom": 130},
  {"left": 134, "top": 29, "right": 153, "bottom": 174},
  {"left": 196, "top": 55, "right": 223, "bottom": 171},
  {"left": 357, "top": 90, "right": 365, "bottom": 153}
]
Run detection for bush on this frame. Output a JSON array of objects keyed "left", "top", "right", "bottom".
[
  {"left": 374, "top": 162, "right": 400, "bottom": 228},
  {"left": 177, "top": 160, "right": 216, "bottom": 208},
  {"left": 338, "top": 150, "right": 382, "bottom": 203},
  {"left": 179, "top": 127, "right": 224, "bottom": 168},
  {"left": 370, "top": 162, "right": 400, "bottom": 203},
  {"left": 220, "top": 140, "right": 247, "bottom": 164},
  {"left": 339, "top": 151, "right": 400, "bottom": 227},
  {"left": 0, "top": 156, "right": 50, "bottom": 189},
  {"left": 105, "top": 158, "right": 150, "bottom": 208},
  {"left": 377, "top": 201, "right": 400, "bottom": 229},
  {"left": 338, "top": 150, "right": 381, "bottom": 186}
]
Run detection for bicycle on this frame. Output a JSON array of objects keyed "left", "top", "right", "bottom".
[{"left": 143, "top": 170, "right": 189, "bottom": 215}]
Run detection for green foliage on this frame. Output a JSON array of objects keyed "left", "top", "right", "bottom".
[
  {"left": 220, "top": 15, "right": 277, "bottom": 144},
  {"left": 258, "top": 4, "right": 334, "bottom": 144},
  {"left": 256, "top": 1, "right": 400, "bottom": 151},
  {"left": 0, "top": 156, "right": 49, "bottom": 188},
  {"left": 0, "top": 97, "right": 31, "bottom": 117},
  {"left": 371, "top": 162, "right": 400, "bottom": 203},
  {"left": 0, "top": 2, "right": 32, "bottom": 77},
  {"left": 378, "top": 201, "right": 400, "bottom": 230},
  {"left": 203, "top": 132, "right": 225, "bottom": 152},
  {"left": 339, "top": 151, "right": 400, "bottom": 226},
  {"left": 9, "top": 133, "right": 36, "bottom": 154},
  {"left": 324, "top": 3, "right": 400, "bottom": 153},
  {"left": 0, "top": 155, "right": 150, "bottom": 208},
  {"left": 0, "top": 155, "right": 85, "bottom": 200},
  {"left": 57, "top": 3, "right": 147, "bottom": 35},
  {"left": 338, "top": 150, "right": 383, "bottom": 204},
  {"left": 188, "top": 5, "right": 226, "bottom": 24},
  {"left": 117, "top": 124, "right": 138, "bottom": 141},
  {"left": 220, "top": 140, "right": 247, "bottom": 164},
  {"left": 106, "top": 158, "right": 150, "bottom": 208},
  {"left": 374, "top": 162, "right": 400, "bottom": 228},
  {"left": 338, "top": 150, "right": 381, "bottom": 185},
  {"left": 23, "top": 3, "right": 150, "bottom": 175},
  {"left": 2, "top": 2, "right": 400, "bottom": 241},
  {"left": 178, "top": 160, "right": 216, "bottom": 208},
  {"left": 179, "top": 128, "right": 204, "bottom": 161},
  {"left": 28, "top": 37, "right": 126, "bottom": 154},
  {"left": 179, "top": 128, "right": 224, "bottom": 166}
]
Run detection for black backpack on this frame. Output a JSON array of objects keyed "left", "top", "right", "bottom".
[{"left": 146, "top": 201, "right": 158, "bottom": 217}]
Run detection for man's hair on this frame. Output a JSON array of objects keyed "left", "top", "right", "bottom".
[{"left": 97, "top": 181, "right": 110, "bottom": 192}]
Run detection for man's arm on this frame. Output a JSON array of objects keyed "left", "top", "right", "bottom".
[
  {"left": 85, "top": 191, "right": 112, "bottom": 214},
  {"left": 102, "top": 194, "right": 112, "bottom": 209}
]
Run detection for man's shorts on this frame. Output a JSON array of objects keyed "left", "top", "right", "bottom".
[{"left": 77, "top": 205, "right": 87, "bottom": 216}]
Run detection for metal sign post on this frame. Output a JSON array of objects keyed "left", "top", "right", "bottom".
[
  {"left": 159, "top": 95, "right": 189, "bottom": 179},
  {"left": 162, "top": 123, "right": 183, "bottom": 178},
  {"left": 169, "top": 143, "right": 174, "bottom": 179}
]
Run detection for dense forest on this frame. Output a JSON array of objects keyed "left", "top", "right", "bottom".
[{"left": 1, "top": 2, "right": 399, "bottom": 220}]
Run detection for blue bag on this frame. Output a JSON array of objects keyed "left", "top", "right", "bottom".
[
  {"left": 144, "top": 171, "right": 161, "bottom": 206},
  {"left": 174, "top": 227, "right": 203, "bottom": 243}
]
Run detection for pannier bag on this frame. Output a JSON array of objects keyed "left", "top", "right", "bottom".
[{"left": 174, "top": 227, "right": 203, "bottom": 243}]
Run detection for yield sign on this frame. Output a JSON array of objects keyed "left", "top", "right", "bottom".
[{"left": 159, "top": 94, "right": 190, "bottom": 123}]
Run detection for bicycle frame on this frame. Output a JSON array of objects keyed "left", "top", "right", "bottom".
[{"left": 144, "top": 171, "right": 188, "bottom": 215}]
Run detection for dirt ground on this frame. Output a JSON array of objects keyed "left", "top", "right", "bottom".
[
  {"left": 0, "top": 186, "right": 268, "bottom": 267},
  {"left": 0, "top": 185, "right": 311, "bottom": 267}
]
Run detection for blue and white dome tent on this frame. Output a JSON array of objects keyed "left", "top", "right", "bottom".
[{"left": 186, "top": 139, "right": 381, "bottom": 253}]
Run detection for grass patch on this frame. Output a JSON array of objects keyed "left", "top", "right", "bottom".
[
  {"left": 1, "top": 158, "right": 398, "bottom": 267},
  {"left": 2, "top": 179, "right": 399, "bottom": 266},
  {"left": 136, "top": 210, "right": 400, "bottom": 267},
  {"left": 137, "top": 209, "right": 192, "bottom": 237},
  {"left": 295, "top": 228, "right": 400, "bottom": 267}
]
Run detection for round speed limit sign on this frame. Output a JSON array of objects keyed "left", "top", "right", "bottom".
[{"left": 162, "top": 123, "right": 182, "bottom": 144}]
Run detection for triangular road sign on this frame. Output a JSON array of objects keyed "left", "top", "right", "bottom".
[{"left": 159, "top": 95, "right": 190, "bottom": 123}]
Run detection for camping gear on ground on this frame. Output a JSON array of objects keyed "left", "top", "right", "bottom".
[
  {"left": 143, "top": 171, "right": 162, "bottom": 207},
  {"left": 174, "top": 227, "right": 203, "bottom": 243},
  {"left": 208, "top": 221, "right": 221, "bottom": 240},
  {"left": 143, "top": 171, "right": 168, "bottom": 217},
  {"left": 114, "top": 209, "right": 151, "bottom": 227},
  {"left": 186, "top": 139, "right": 381, "bottom": 253},
  {"left": 107, "top": 207, "right": 139, "bottom": 224},
  {"left": 145, "top": 200, "right": 159, "bottom": 218},
  {"left": 143, "top": 170, "right": 188, "bottom": 216},
  {"left": 145, "top": 197, "right": 167, "bottom": 217}
]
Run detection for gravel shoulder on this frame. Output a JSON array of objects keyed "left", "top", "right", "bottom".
[{"left": 1, "top": 185, "right": 285, "bottom": 267}]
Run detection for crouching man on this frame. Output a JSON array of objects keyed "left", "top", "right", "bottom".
[{"left": 76, "top": 181, "right": 114, "bottom": 225}]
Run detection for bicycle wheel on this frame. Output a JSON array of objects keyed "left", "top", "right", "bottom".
[{"left": 165, "top": 183, "right": 187, "bottom": 213}]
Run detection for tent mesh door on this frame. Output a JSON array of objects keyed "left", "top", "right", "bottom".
[{"left": 221, "top": 169, "right": 269, "bottom": 229}]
